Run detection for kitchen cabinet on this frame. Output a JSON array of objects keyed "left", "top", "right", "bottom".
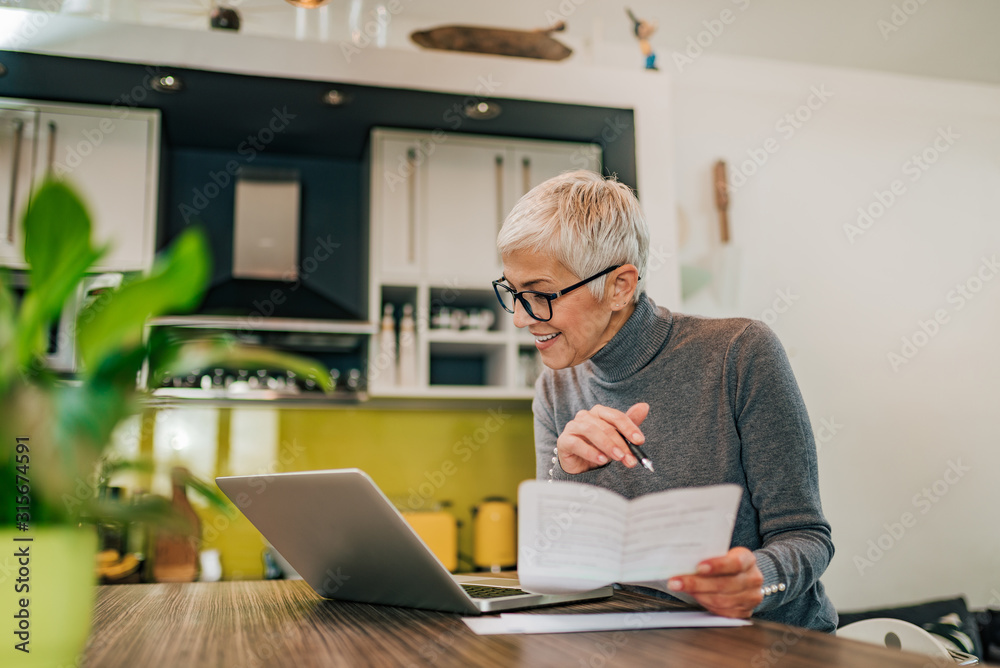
[
  {"left": 367, "top": 128, "right": 601, "bottom": 399},
  {"left": 0, "top": 105, "right": 38, "bottom": 264},
  {"left": 0, "top": 98, "right": 159, "bottom": 272},
  {"left": 422, "top": 138, "right": 508, "bottom": 287},
  {"left": 371, "top": 129, "right": 601, "bottom": 289}
]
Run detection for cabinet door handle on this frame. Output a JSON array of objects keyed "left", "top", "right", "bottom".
[
  {"left": 46, "top": 120, "right": 57, "bottom": 174},
  {"left": 406, "top": 147, "right": 417, "bottom": 264},
  {"left": 495, "top": 154, "right": 504, "bottom": 237},
  {"left": 7, "top": 118, "right": 25, "bottom": 245},
  {"left": 521, "top": 156, "right": 531, "bottom": 195}
]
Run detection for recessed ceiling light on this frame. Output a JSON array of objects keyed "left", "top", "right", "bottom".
[
  {"left": 463, "top": 100, "right": 502, "bottom": 120},
  {"left": 151, "top": 75, "right": 183, "bottom": 93},
  {"left": 322, "top": 89, "right": 352, "bottom": 106}
]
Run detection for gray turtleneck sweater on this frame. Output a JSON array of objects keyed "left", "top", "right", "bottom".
[{"left": 532, "top": 294, "right": 837, "bottom": 632}]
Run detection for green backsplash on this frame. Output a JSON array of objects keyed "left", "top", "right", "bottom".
[{"left": 190, "top": 403, "right": 536, "bottom": 579}]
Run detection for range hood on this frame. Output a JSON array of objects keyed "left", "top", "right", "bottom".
[
  {"left": 232, "top": 168, "right": 301, "bottom": 282},
  {"left": 188, "top": 164, "right": 367, "bottom": 323}
]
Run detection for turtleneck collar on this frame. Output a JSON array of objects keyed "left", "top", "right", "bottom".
[{"left": 586, "top": 293, "right": 673, "bottom": 382}]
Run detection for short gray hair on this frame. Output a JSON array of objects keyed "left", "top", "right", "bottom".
[{"left": 497, "top": 170, "right": 648, "bottom": 302}]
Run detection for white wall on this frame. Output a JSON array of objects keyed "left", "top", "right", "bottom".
[{"left": 672, "top": 54, "right": 1000, "bottom": 611}]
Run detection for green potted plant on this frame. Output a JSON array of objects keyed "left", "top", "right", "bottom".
[{"left": 0, "top": 178, "right": 331, "bottom": 666}]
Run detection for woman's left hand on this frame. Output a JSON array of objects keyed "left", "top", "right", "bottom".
[{"left": 667, "top": 547, "right": 764, "bottom": 619}]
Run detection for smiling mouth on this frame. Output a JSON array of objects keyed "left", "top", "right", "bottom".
[{"left": 534, "top": 332, "right": 560, "bottom": 343}]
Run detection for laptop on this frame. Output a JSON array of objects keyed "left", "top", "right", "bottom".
[{"left": 215, "top": 468, "right": 613, "bottom": 614}]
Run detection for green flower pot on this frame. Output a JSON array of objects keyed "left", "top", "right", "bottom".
[{"left": 0, "top": 525, "right": 97, "bottom": 667}]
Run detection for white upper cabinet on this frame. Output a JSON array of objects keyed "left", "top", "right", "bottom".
[
  {"left": 508, "top": 142, "right": 602, "bottom": 204},
  {"left": 422, "top": 137, "right": 508, "bottom": 288},
  {"left": 369, "top": 128, "right": 601, "bottom": 290},
  {"left": 0, "top": 98, "right": 160, "bottom": 273},
  {"left": 371, "top": 135, "right": 424, "bottom": 283},
  {"left": 0, "top": 105, "right": 38, "bottom": 266}
]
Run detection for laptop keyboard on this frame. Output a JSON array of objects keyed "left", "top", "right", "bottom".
[{"left": 461, "top": 584, "right": 529, "bottom": 599}]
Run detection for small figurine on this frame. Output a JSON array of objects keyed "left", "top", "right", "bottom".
[{"left": 626, "top": 8, "right": 658, "bottom": 71}]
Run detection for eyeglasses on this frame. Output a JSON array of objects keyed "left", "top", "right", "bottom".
[{"left": 492, "top": 265, "right": 622, "bottom": 322}]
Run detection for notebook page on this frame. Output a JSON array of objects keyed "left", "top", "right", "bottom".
[
  {"left": 621, "top": 484, "right": 741, "bottom": 591},
  {"left": 517, "top": 480, "right": 628, "bottom": 594}
]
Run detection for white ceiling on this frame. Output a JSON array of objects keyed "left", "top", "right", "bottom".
[{"left": 395, "top": 0, "right": 1000, "bottom": 86}]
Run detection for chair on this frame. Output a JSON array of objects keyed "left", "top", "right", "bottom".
[{"left": 838, "top": 618, "right": 979, "bottom": 665}]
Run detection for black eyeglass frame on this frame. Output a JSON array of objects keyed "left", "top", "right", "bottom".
[{"left": 492, "top": 264, "right": 624, "bottom": 322}]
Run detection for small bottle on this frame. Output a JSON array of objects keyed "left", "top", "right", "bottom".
[
  {"left": 152, "top": 468, "right": 201, "bottom": 583},
  {"left": 398, "top": 303, "right": 418, "bottom": 387},
  {"left": 377, "top": 303, "right": 397, "bottom": 388}
]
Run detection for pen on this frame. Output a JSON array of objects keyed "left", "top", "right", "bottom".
[{"left": 623, "top": 436, "right": 655, "bottom": 473}]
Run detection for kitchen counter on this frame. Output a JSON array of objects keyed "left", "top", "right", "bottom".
[{"left": 80, "top": 579, "right": 954, "bottom": 667}]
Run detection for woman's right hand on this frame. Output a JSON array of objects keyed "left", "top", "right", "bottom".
[{"left": 556, "top": 402, "right": 650, "bottom": 474}]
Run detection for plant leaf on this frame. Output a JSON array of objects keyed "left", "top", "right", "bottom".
[
  {"left": 54, "top": 381, "right": 138, "bottom": 461},
  {"left": 17, "top": 180, "right": 104, "bottom": 371},
  {"left": 23, "top": 179, "right": 98, "bottom": 279},
  {"left": 99, "top": 457, "right": 155, "bottom": 486},
  {"left": 85, "top": 496, "right": 194, "bottom": 533},
  {"left": 76, "top": 227, "right": 211, "bottom": 373},
  {"left": 175, "top": 469, "right": 231, "bottom": 513},
  {"left": 86, "top": 340, "right": 152, "bottom": 398}
]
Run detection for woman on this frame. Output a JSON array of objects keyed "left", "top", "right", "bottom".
[{"left": 494, "top": 170, "right": 837, "bottom": 632}]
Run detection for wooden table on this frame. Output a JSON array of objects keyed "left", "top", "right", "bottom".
[{"left": 81, "top": 580, "right": 967, "bottom": 667}]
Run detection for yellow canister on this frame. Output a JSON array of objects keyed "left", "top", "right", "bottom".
[
  {"left": 402, "top": 510, "right": 458, "bottom": 572},
  {"left": 472, "top": 498, "right": 517, "bottom": 572}
]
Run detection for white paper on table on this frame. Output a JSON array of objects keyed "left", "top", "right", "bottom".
[{"left": 462, "top": 610, "right": 750, "bottom": 635}]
